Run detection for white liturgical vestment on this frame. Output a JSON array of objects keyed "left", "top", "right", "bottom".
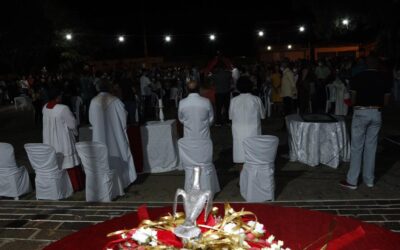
[
  {"left": 89, "top": 92, "right": 137, "bottom": 188},
  {"left": 178, "top": 93, "right": 214, "bottom": 138},
  {"left": 229, "top": 93, "right": 265, "bottom": 163},
  {"left": 42, "top": 104, "right": 80, "bottom": 169}
]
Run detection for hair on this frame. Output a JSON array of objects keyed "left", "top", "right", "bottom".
[
  {"left": 236, "top": 76, "right": 253, "bottom": 93},
  {"left": 47, "top": 87, "right": 61, "bottom": 101},
  {"left": 187, "top": 80, "right": 199, "bottom": 93},
  {"left": 98, "top": 79, "right": 111, "bottom": 92}
]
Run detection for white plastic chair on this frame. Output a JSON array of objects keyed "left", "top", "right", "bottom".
[
  {"left": 24, "top": 143, "right": 73, "bottom": 200},
  {"left": 240, "top": 135, "right": 279, "bottom": 202},
  {"left": 76, "top": 141, "right": 124, "bottom": 202},
  {"left": 178, "top": 138, "right": 220, "bottom": 195},
  {"left": 0, "top": 143, "right": 32, "bottom": 200}
]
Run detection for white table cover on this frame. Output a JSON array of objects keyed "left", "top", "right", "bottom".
[
  {"left": 286, "top": 114, "right": 350, "bottom": 168},
  {"left": 141, "top": 120, "right": 179, "bottom": 173},
  {"left": 240, "top": 135, "right": 278, "bottom": 202},
  {"left": 0, "top": 143, "right": 32, "bottom": 199}
]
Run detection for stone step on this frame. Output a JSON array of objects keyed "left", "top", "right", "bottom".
[{"left": 0, "top": 199, "right": 399, "bottom": 249}]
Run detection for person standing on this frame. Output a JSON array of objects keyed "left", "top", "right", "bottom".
[
  {"left": 211, "top": 64, "right": 232, "bottom": 126},
  {"left": 340, "top": 55, "right": 392, "bottom": 189},
  {"left": 178, "top": 81, "right": 214, "bottom": 138},
  {"left": 42, "top": 88, "right": 84, "bottom": 192},
  {"left": 140, "top": 70, "right": 153, "bottom": 121},
  {"left": 229, "top": 76, "right": 266, "bottom": 163},
  {"left": 280, "top": 62, "right": 297, "bottom": 116},
  {"left": 89, "top": 80, "right": 137, "bottom": 188}
]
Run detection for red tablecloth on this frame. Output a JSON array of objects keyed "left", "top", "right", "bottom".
[{"left": 44, "top": 203, "right": 400, "bottom": 250}]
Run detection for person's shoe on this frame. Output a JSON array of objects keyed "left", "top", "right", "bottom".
[
  {"left": 339, "top": 180, "right": 357, "bottom": 190},
  {"left": 365, "top": 183, "right": 374, "bottom": 188}
]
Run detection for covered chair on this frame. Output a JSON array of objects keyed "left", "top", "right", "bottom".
[
  {"left": 0, "top": 143, "right": 32, "bottom": 199},
  {"left": 24, "top": 143, "right": 73, "bottom": 200},
  {"left": 178, "top": 138, "right": 220, "bottom": 194},
  {"left": 75, "top": 141, "right": 124, "bottom": 202},
  {"left": 240, "top": 135, "right": 279, "bottom": 202}
]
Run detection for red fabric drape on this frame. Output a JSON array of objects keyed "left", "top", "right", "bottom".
[{"left": 44, "top": 204, "right": 400, "bottom": 250}]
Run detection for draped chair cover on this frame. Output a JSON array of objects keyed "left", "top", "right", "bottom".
[
  {"left": 24, "top": 143, "right": 73, "bottom": 200},
  {"left": 0, "top": 143, "right": 32, "bottom": 199},
  {"left": 178, "top": 138, "right": 220, "bottom": 194},
  {"left": 76, "top": 141, "right": 124, "bottom": 202},
  {"left": 240, "top": 135, "right": 279, "bottom": 202}
]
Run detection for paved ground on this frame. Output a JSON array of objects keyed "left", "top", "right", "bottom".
[{"left": 0, "top": 104, "right": 400, "bottom": 249}]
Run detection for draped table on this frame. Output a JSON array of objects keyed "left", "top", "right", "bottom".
[
  {"left": 140, "top": 119, "right": 180, "bottom": 173},
  {"left": 286, "top": 114, "right": 350, "bottom": 168},
  {"left": 44, "top": 203, "right": 400, "bottom": 250}
]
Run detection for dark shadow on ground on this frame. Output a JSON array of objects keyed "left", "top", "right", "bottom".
[
  {"left": 214, "top": 147, "right": 236, "bottom": 196},
  {"left": 375, "top": 139, "right": 400, "bottom": 183}
]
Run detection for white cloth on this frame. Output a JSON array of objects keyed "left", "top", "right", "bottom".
[
  {"left": 24, "top": 143, "right": 73, "bottom": 200},
  {"left": 286, "top": 114, "right": 350, "bottom": 168},
  {"left": 140, "top": 75, "right": 152, "bottom": 96},
  {"left": 332, "top": 79, "right": 349, "bottom": 116},
  {"left": 229, "top": 93, "right": 265, "bottom": 163},
  {"left": 89, "top": 92, "right": 137, "bottom": 188},
  {"left": 280, "top": 68, "right": 297, "bottom": 98},
  {"left": 76, "top": 141, "right": 124, "bottom": 202},
  {"left": 42, "top": 104, "right": 80, "bottom": 169},
  {"left": 0, "top": 143, "right": 32, "bottom": 199},
  {"left": 240, "top": 135, "right": 279, "bottom": 202},
  {"left": 71, "top": 96, "right": 83, "bottom": 125},
  {"left": 141, "top": 120, "right": 179, "bottom": 173},
  {"left": 178, "top": 93, "right": 214, "bottom": 138},
  {"left": 178, "top": 137, "right": 220, "bottom": 194}
]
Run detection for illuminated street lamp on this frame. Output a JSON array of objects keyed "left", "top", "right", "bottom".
[
  {"left": 299, "top": 25, "right": 305, "bottom": 32},
  {"left": 65, "top": 33, "right": 72, "bottom": 40},
  {"left": 342, "top": 18, "right": 350, "bottom": 26},
  {"left": 258, "top": 30, "right": 264, "bottom": 37},
  {"left": 209, "top": 34, "right": 216, "bottom": 41},
  {"left": 267, "top": 46, "right": 272, "bottom": 51},
  {"left": 164, "top": 35, "right": 172, "bottom": 42},
  {"left": 287, "top": 44, "right": 292, "bottom": 50},
  {"left": 118, "top": 35, "right": 125, "bottom": 43}
]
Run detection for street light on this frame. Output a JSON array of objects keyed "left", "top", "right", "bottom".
[
  {"left": 209, "top": 34, "right": 216, "bottom": 41},
  {"left": 118, "top": 35, "right": 125, "bottom": 43},
  {"left": 65, "top": 33, "right": 72, "bottom": 41},
  {"left": 164, "top": 35, "right": 171, "bottom": 43},
  {"left": 258, "top": 30, "right": 264, "bottom": 37},
  {"left": 299, "top": 25, "right": 305, "bottom": 32},
  {"left": 287, "top": 44, "right": 292, "bottom": 50},
  {"left": 267, "top": 46, "right": 272, "bottom": 51},
  {"left": 342, "top": 18, "right": 350, "bottom": 26}
]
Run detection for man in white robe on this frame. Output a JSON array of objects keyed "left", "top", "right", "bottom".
[
  {"left": 43, "top": 88, "right": 84, "bottom": 191},
  {"left": 229, "top": 76, "right": 265, "bottom": 163},
  {"left": 89, "top": 80, "right": 137, "bottom": 188},
  {"left": 178, "top": 81, "right": 214, "bottom": 138}
]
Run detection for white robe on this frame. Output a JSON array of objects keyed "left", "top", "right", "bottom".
[
  {"left": 42, "top": 104, "right": 80, "bottom": 169},
  {"left": 89, "top": 92, "right": 137, "bottom": 188},
  {"left": 229, "top": 94, "right": 265, "bottom": 163},
  {"left": 333, "top": 79, "right": 349, "bottom": 116},
  {"left": 178, "top": 93, "right": 214, "bottom": 138}
]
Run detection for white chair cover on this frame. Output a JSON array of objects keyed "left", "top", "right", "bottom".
[
  {"left": 178, "top": 138, "right": 220, "bottom": 194},
  {"left": 76, "top": 141, "right": 124, "bottom": 202},
  {"left": 24, "top": 143, "right": 73, "bottom": 200},
  {"left": 0, "top": 143, "right": 32, "bottom": 199},
  {"left": 240, "top": 135, "right": 279, "bottom": 202}
]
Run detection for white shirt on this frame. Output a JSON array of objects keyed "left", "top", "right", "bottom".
[
  {"left": 140, "top": 75, "right": 152, "bottom": 96},
  {"left": 229, "top": 93, "right": 265, "bottom": 163},
  {"left": 89, "top": 92, "right": 137, "bottom": 188},
  {"left": 178, "top": 93, "right": 214, "bottom": 139},
  {"left": 280, "top": 68, "right": 297, "bottom": 98},
  {"left": 42, "top": 104, "right": 80, "bottom": 169}
]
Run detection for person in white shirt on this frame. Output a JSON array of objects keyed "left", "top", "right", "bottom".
[
  {"left": 280, "top": 62, "right": 297, "bottom": 116},
  {"left": 42, "top": 88, "right": 84, "bottom": 192},
  {"left": 89, "top": 80, "right": 137, "bottom": 188},
  {"left": 229, "top": 76, "right": 266, "bottom": 163},
  {"left": 178, "top": 81, "right": 214, "bottom": 138}
]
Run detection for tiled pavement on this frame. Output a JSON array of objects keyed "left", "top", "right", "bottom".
[{"left": 0, "top": 199, "right": 400, "bottom": 249}]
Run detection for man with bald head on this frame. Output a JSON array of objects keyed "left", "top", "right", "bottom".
[{"left": 178, "top": 81, "right": 214, "bottom": 138}]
